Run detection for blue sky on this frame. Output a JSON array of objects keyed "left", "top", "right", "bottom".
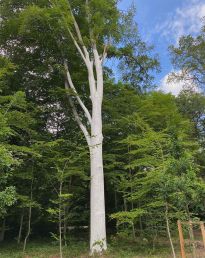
[{"left": 118, "top": 0, "right": 205, "bottom": 95}]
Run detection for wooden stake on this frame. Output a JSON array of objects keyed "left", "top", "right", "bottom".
[
  {"left": 178, "top": 220, "right": 186, "bottom": 258},
  {"left": 200, "top": 221, "right": 205, "bottom": 249}
]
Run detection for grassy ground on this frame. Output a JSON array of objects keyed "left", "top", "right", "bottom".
[{"left": 0, "top": 239, "right": 180, "bottom": 258}]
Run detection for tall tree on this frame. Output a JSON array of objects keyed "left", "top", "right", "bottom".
[
  {"left": 108, "top": 92, "right": 205, "bottom": 257},
  {"left": 0, "top": 0, "right": 158, "bottom": 254},
  {"left": 0, "top": 0, "right": 119, "bottom": 253},
  {"left": 0, "top": 56, "right": 40, "bottom": 241},
  {"left": 169, "top": 22, "right": 205, "bottom": 88}
]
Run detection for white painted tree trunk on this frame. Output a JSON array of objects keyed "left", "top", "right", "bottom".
[
  {"left": 89, "top": 97, "right": 107, "bottom": 254},
  {"left": 62, "top": 7, "right": 108, "bottom": 253},
  {"left": 64, "top": 59, "right": 107, "bottom": 254}
]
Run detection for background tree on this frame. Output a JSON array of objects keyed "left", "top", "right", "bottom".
[{"left": 169, "top": 22, "right": 205, "bottom": 87}]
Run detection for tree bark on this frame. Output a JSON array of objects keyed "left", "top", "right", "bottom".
[
  {"left": 0, "top": 219, "right": 6, "bottom": 242},
  {"left": 123, "top": 197, "right": 127, "bottom": 212},
  {"left": 89, "top": 98, "right": 107, "bottom": 254},
  {"left": 165, "top": 203, "right": 176, "bottom": 258},
  {"left": 63, "top": 22, "right": 107, "bottom": 254},
  {"left": 23, "top": 181, "right": 33, "bottom": 252},
  {"left": 188, "top": 221, "right": 196, "bottom": 258},
  {"left": 59, "top": 181, "right": 63, "bottom": 258},
  {"left": 17, "top": 210, "right": 24, "bottom": 244},
  {"left": 186, "top": 204, "right": 196, "bottom": 258},
  {"left": 23, "top": 206, "right": 32, "bottom": 252},
  {"left": 131, "top": 222, "right": 136, "bottom": 240},
  {"left": 63, "top": 205, "right": 67, "bottom": 247},
  {"left": 114, "top": 190, "right": 118, "bottom": 211}
]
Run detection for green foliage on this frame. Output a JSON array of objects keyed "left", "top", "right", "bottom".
[
  {"left": 47, "top": 193, "right": 72, "bottom": 222},
  {"left": 0, "top": 186, "right": 16, "bottom": 218},
  {"left": 169, "top": 23, "right": 205, "bottom": 86},
  {"left": 0, "top": 145, "right": 15, "bottom": 168},
  {"left": 104, "top": 89, "right": 205, "bottom": 240},
  {"left": 111, "top": 209, "right": 146, "bottom": 226},
  {"left": 117, "top": 6, "right": 159, "bottom": 92},
  {"left": 0, "top": 0, "right": 205, "bottom": 256},
  {"left": 0, "top": 56, "right": 16, "bottom": 83},
  {"left": 0, "top": 56, "right": 38, "bottom": 220},
  {"left": 87, "top": 0, "right": 120, "bottom": 42}
]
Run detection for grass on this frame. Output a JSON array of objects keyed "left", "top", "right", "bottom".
[
  {"left": 0, "top": 239, "right": 87, "bottom": 258},
  {"left": 0, "top": 238, "right": 180, "bottom": 258}
]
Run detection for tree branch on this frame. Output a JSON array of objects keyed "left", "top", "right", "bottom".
[
  {"left": 65, "top": 80, "right": 91, "bottom": 146},
  {"left": 67, "top": 28, "right": 87, "bottom": 65},
  {"left": 66, "top": 26, "right": 96, "bottom": 99},
  {"left": 101, "top": 44, "right": 108, "bottom": 64},
  {"left": 87, "top": 60, "right": 97, "bottom": 98},
  {"left": 64, "top": 1, "right": 97, "bottom": 99},
  {"left": 67, "top": 0, "right": 90, "bottom": 59},
  {"left": 93, "top": 44, "right": 103, "bottom": 98},
  {"left": 64, "top": 61, "right": 92, "bottom": 124},
  {"left": 51, "top": 0, "right": 90, "bottom": 65}
]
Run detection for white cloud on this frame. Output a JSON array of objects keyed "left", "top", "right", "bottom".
[
  {"left": 159, "top": 71, "right": 199, "bottom": 96},
  {"left": 156, "top": 0, "right": 205, "bottom": 44},
  {"left": 159, "top": 73, "right": 184, "bottom": 96}
]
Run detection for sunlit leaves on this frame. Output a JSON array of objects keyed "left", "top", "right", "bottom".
[
  {"left": 0, "top": 186, "right": 16, "bottom": 218},
  {"left": 111, "top": 208, "right": 146, "bottom": 226}
]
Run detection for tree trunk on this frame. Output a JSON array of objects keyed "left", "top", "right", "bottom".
[
  {"left": 123, "top": 197, "right": 127, "bottom": 212},
  {"left": 23, "top": 181, "right": 33, "bottom": 252},
  {"left": 131, "top": 222, "right": 136, "bottom": 240},
  {"left": 188, "top": 221, "right": 196, "bottom": 258},
  {"left": 64, "top": 38, "right": 107, "bottom": 254},
  {"left": 89, "top": 98, "right": 107, "bottom": 255},
  {"left": 0, "top": 219, "right": 6, "bottom": 242},
  {"left": 59, "top": 182, "right": 63, "bottom": 258},
  {"left": 114, "top": 190, "right": 118, "bottom": 211},
  {"left": 186, "top": 204, "right": 196, "bottom": 258},
  {"left": 63, "top": 206, "right": 67, "bottom": 247},
  {"left": 138, "top": 202, "right": 143, "bottom": 235},
  {"left": 165, "top": 203, "right": 176, "bottom": 258},
  {"left": 23, "top": 206, "right": 32, "bottom": 252},
  {"left": 17, "top": 210, "right": 24, "bottom": 244}
]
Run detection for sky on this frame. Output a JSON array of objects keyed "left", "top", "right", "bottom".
[{"left": 118, "top": 0, "right": 205, "bottom": 95}]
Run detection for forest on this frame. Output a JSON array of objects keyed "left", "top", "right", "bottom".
[{"left": 0, "top": 0, "right": 205, "bottom": 257}]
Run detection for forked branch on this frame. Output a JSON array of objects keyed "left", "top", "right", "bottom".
[
  {"left": 65, "top": 80, "right": 91, "bottom": 145},
  {"left": 64, "top": 61, "right": 92, "bottom": 124},
  {"left": 67, "top": 0, "right": 90, "bottom": 59}
]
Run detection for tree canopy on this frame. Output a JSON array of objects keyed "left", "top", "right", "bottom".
[{"left": 0, "top": 1, "right": 205, "bottom": 258}]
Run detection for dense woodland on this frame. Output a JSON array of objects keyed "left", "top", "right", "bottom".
[{"left": 0, "top": 0, "right": 205, "bottom": 257}]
